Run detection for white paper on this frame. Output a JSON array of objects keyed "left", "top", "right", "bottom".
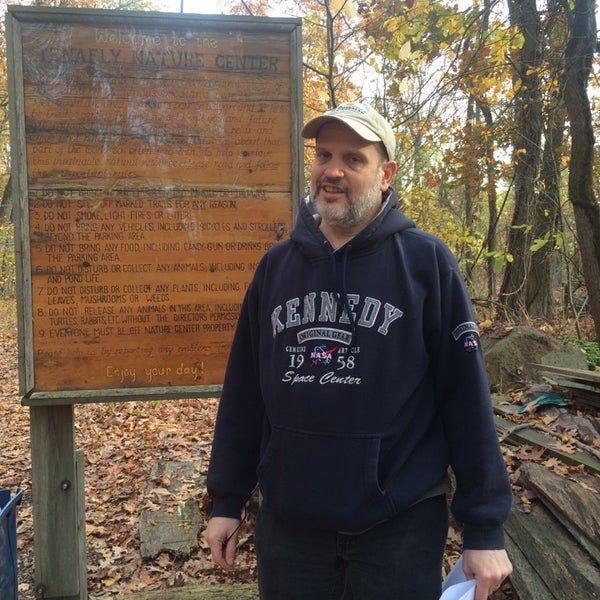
[
  {"left": 439, "top": 579, "right": 476, "bottom": 600},
  {"left": 439, "top": 555, "right": 476, "bottom": 600},
  {"left": 442, "top": 555, "right": 467, "bottom": 591}
]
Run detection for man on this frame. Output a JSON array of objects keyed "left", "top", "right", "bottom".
[{"left": 205, "top": 102, "right": 513, "bottom": 600}]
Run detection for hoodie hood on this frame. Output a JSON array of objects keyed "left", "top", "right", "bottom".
[{"left": 291, "top": 187, "right": 416, "bottom": 261}]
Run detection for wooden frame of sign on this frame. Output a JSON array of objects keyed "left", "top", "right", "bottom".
[{"left": 7, "top": 6, "right": 303, "bottom": 406}]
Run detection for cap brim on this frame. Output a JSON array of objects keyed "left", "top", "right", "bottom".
[{"left": 301, "top": 115, "right": 382, "bottom": 144}]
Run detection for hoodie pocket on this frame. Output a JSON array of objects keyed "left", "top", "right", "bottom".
[{"left": 257, "top": 425, "right": 394, "bottom": 531}]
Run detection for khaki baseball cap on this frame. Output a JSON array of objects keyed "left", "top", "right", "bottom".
[{"left": 302, "top": 102, "right": 396, "bottom": 160}]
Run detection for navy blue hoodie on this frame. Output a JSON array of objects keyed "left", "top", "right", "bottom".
[{"left": 207, "top": 188, "right": 512, "bottom": 549}]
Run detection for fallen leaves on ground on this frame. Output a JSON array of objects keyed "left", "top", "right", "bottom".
[{"left": 0, "top": 325, "right": 257, "bottom": 598}]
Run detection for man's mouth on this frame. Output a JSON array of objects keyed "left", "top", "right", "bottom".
[{"left": 319, "top": 181, "right": 346, "bottom": 195}]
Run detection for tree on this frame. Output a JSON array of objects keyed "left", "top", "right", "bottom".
[
  {"left": 455, "top": 0, "right": 512, "bottom": 296},
  {"left": 300, "top": 0, "right": 366, "bottom": 114},
  {"left": 499, "top": 0, "right": 543, "bottom": 318},
  {"left": 563, "top": 0, "right": 600, "bottom": 342},
  {"left": 519, "top": 0, "right": 568, "bottom": 319}
]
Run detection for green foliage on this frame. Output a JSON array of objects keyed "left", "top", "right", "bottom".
[
  {"left": 0, "top": 221, "right": 15, "bottom": 298},
  {"left": 563, "top": 336, "right": 600, "bottom": 370},
  {"left": 399, "top": 184, "right": 482, "bottom": 267},
  {"left": 530, "top": 231, "right": 564, "bottom": 253},
  {"left": 485, "top": 250, "right": 513, "bottom": 274}
]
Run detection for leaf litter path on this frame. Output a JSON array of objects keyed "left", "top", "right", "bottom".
[
  {"left": 0, "top": 323, "right": 514, "bottom": 599},
  {"left": 0, "top": 326, "right": 257, "bottom": 598}
]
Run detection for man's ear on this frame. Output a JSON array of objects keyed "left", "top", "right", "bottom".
[{"left": 380, "top": 160, "right": 398, "bottom": 190}]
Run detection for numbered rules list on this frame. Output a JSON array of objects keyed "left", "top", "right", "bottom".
[{"left": 6, "top": 7, "right": 303, "bottom": 402}]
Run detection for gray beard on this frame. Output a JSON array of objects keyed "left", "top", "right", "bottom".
[{"left": 313, "top": 175, "right": 383, "bottom": 230}]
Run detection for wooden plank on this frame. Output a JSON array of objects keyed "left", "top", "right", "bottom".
[
  {"left": 493, "top": 410, "right": 600, "bottom": 474},
  {"left": 563, "top": 385, "right": 598, "bottom": 409},
  {"left": 557, "top": 384, "right": 600, "bottom": 409},
  {"left": 505, "top": 502, "right": 600, "bottom": 599},
  {"left": 569, "top": 386, "right": 600, "bottom": 407},
  {"left": 504, "top": 533, "right": 553, "bottom": 600},
  {"left": 532, "top": 363, "right": 600, "bottom": 409},
  {"left": 30, "top": 405, "right": 84, "bottom": 599},
  {"left": 117, "top": 583, "right": 259, "bottom": 600},
  {"left": 517, "top": 462, "right": 600, "bottom": 564},
  {"left": 6, "top": 12, "right": 36, "bottom": 395},
  {"left": 531, "top": 363, "right": 600, "bottom": 386}
]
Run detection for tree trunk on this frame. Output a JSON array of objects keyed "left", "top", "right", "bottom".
[
  {"left": 479, "top": 102, "right": 499, "bottom": 301},
  {"left": 462, "top": 94, "right": 477, "bottom": 284},
  {"left": 0, "top": 175, "right": 12, "bottom": 223},
  {"left": 523, "top": 90, "right": 566, "bottom": 319},
  {"left": 563, "top": 0, "right": 600, "bottom": 343},
  {"left": 499, "top": 0, "right": 543, "bottom": 318},
  {"left": 478, "top": 0, "right": 499, "bottom": 301}
]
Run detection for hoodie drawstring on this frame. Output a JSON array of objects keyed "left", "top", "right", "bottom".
[{"left": 327, "top": 244, "right": 357, "bottom": 346}]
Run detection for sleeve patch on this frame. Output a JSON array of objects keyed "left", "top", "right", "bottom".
[
  {"left": 462, "top": 333, "right": 480, "bottom": 353},
  {"left": 451, "top": 321, "right": 479, "bottom": 340}
]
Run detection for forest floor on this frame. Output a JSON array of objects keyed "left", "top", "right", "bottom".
[{"left": 4, "top": 296, "right": 596, "bottom": 599}]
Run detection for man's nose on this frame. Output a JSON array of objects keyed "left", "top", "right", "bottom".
[{"left": 322, "top": 158, "right": 345, "bottom": 179}]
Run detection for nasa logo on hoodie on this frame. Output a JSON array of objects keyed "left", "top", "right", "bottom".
[
  {"left": 462, "top": 333, "right": 479, "bottom": 353},
  {"left": 310, "top": 345, "right": 338, "bottom": 366}
]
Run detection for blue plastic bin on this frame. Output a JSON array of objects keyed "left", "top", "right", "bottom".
[{"left": 0, "top": 488, "right": 23, "bottom": 600}]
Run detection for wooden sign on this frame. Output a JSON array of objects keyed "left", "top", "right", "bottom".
[{"left": 7, "top": 7, "right": 303, "bottom": 403}]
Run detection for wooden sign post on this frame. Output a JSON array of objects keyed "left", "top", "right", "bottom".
[{"left": 6, "top": 6, "right": 302, "bottom": 597}]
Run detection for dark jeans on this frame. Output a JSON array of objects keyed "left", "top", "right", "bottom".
[{"left": 255, "top": 494, "right": 449, "bottom": 600}]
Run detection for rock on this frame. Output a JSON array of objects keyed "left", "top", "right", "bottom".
[
  {"left": 139, "top": 460, "right": 204, "bottom": 559},
  {"left": 139, "top": 499, "right": 202, "bottom": 559},
  {"left": 482, "top": 326, "right": 588, "bottom": 392}
]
